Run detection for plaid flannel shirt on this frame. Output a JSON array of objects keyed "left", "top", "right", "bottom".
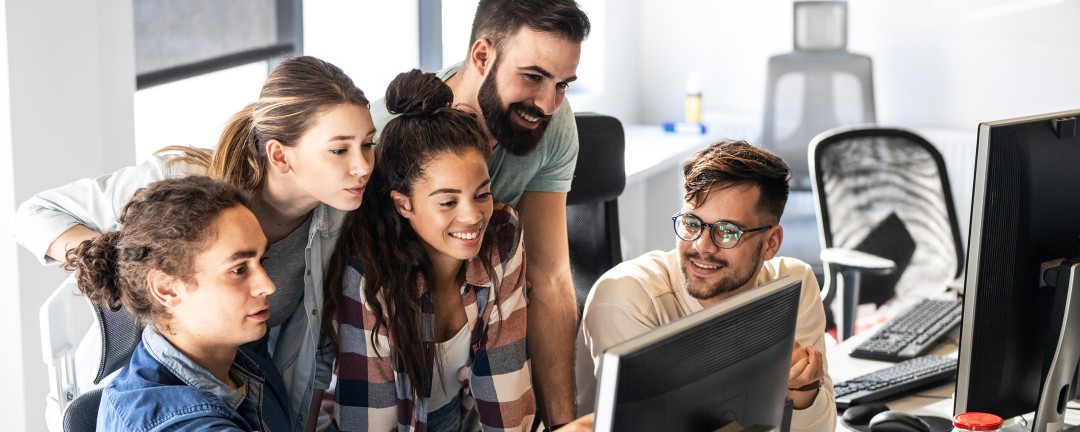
[{"left": 334, "top": 206, "right": 535, "bottom": 431}]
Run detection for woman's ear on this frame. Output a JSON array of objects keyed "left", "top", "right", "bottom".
[
  {"left": 147, "top": 269, "right": 182, "bottom": 308},
  {"left": 391, "top": 191, "right": 413, "bottom": 219},
  {"left": 469, "top": 38, "right": 495, "bottom": 77},
  {"left": 266, "top": 139, "right": 291, "bottom": 174}
]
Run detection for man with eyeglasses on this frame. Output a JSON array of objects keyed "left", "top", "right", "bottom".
[{"left": 573, "top": 139, "right": 836, "bottom": 432}]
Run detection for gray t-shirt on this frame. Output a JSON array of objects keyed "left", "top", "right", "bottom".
[
  {"left": 370, "top": 62, "right": 580, "bottom": 206},
  {"left": 264, "top": 215, "right": 311, "bottom": 329}
]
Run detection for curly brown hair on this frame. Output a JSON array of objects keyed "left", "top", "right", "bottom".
[{"left": 62, "top": 176, "right": 249, "bottom": 328}]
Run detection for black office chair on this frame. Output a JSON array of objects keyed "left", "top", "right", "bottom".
[
  {"left": 528, "top": 112, "right": 625, "bottom": 432},
  {"left": 62, "top": 302, "right": 142, "bottom": 431},
  {"left": 567, "top": 112, "right": 626, "bottom": 317},
  {"left": 809, "top": 126, "right": 964, "bottom": 341}
]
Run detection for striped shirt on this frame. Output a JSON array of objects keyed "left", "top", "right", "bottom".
[{"left": 334, "top": 206, "right": 536, "bottom": 431}]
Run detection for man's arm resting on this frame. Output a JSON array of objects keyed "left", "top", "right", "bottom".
[{"left": 517, "top": 191, "right": 577, "bottom": 425}]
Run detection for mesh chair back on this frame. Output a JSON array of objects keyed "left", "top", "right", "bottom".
[
  {"left": 93, "top": 304, "right": 141, "bottom": 384},
  {"left": 61, "top": 305, "right": 141, "bottom": 431},
  {"left": 567, "top": 113, "right": 625, "bottom": 315},
  {"left": 62, "top": 387, "right": 103, "bottom": 432},
  {"left": 810, "top": 127, "right": 964, "bottom": 320}
]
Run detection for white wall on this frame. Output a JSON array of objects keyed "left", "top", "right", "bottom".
[
  {"left": 570, "top": 0, "right": 640, "bottom": 122},
  {"left": 1, "top": 1, "right": 135, "bottom": 430},
  {"left": 574, "top": 0, "right": 1080, "bottom": 258},
  {"left": 0, "top": 2, "right": 18, "bottom": 426},
  {"left": 615, "top": 0, "right": 1080, "bottom": 129},
  {"left": 854, "top": 0, "right": 1080, "bottom": 128}
]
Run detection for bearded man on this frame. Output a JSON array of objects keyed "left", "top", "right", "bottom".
[{"left": 574, "top": 139, "right": 837, "bottom": 432}]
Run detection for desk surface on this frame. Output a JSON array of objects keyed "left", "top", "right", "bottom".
[
  {"left": 622, "top": 123, "right": 975, "bottom": 188},
  {"left": 623, "top": 125, "right": 715, "bottom": 185},
  {"left": 827, "top": 329, "right": 959, "bottom": 427},
  {"left": 827, "top": 328, "right": 1080, "bottom": 431}
]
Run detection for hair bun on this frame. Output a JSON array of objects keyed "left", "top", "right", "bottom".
[{"left": 384, "top": 69, "right": 454, "bottom": 117}]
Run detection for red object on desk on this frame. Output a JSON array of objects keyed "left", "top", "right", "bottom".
[{"left": 953, "top": 412, "right": 1003, "bottom": 431}]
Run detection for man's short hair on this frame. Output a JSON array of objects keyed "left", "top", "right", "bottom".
[
  {"left": 468, "top": 0, "right": 591, "bottom": 52},
  {"left": 682, "top": 139, "right": 792, "bottom": 223}
]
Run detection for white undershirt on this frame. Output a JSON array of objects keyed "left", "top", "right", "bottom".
[{"left": 428, "top": 322, "right": 472, "bottom": 411}]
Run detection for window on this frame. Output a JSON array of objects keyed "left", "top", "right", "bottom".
[
  {"left": 133, "top": 62, "right": 267, "bottom": 160},
  {"left": 132, "top": 0, "right": 302, "bottom": 159}
]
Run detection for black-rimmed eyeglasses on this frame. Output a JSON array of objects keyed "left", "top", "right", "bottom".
[{"left": 671, "top": 213, "right": 773, "bottom": 249}]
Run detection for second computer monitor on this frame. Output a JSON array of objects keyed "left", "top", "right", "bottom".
[
  {"left": 955, "top": 109, "right": 1080, "bottom": 431},
  {"left": 593, "top": 276, "right": 802, "bottom": 432}
]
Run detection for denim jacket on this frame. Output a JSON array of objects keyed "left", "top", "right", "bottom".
[
  {"left": 98, "top": 326, "right": 292, "bottom": 431},
  {"left": 12, "top": 151, "right": 343, "bottom": 431}
]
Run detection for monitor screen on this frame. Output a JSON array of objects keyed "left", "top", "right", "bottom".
[
  {"left": 593, "top": 276, "right": 802, "bottom": 432},
  {"left": 955, "top": 109, "right": 1080, "bottom": 431}
]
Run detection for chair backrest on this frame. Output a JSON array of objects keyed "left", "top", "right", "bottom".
[
  {"left": 761, "top": 1, "right": 876, "bottom": 190},
  {"left": 62, "top": 388, "right": 103, "bottom": 432},
  {"left": 809, "top": 126, "right": 964, "bottom": 325},
  {"left": 567, "top": 112, "right": 626, "bottom": 316},
  {"left": 40, "top": 275, "right": 143, "bottom": 431}
]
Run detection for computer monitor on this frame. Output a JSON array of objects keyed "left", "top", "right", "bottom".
[
  {"left": 593, "top": 276, "right": 802, "bottom": 432},
  {"left": 955, "top": 109, "right": 1080, "bottom": 432}
]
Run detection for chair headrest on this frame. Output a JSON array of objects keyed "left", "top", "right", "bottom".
[{"left": 569, "top": 113, "right": 626, "bottom": 205}]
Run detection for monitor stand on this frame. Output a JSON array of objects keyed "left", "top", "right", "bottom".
[{"left": 1032, "top": 260, "right": 1080, "bottom": 432}]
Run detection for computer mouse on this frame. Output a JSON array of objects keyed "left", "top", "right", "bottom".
[
  {"left": 868, "top": 410, "right": 932, "bottom": 432},
  {"left": 842, "top": 402, "right": 891, "bottom": 426}
]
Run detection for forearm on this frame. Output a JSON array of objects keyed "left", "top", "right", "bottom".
[
  {"left": 46, "top": 225, "right": 100, "bottom": 263},
  {"left": 15, "top": 153, "right": 183, "bottom": 265},
  {"left": 515, "top": 191, "right": 577, "bottom": 425},
  {"left": 788, "top": 387, "right": 819, "bottom": 410},
  {"left": 789, "top": 378, "right": 836, "bottom": 432},
  {"left": 305, "top": 389, "right": 323, "bottom": 432},
  {"left": 528, "top": 276, "right": 578, "bottom": 425}
]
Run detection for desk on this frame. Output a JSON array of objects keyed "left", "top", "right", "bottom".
[{"left": 827, "top": 328, "right": 1080, "bottom": 431}]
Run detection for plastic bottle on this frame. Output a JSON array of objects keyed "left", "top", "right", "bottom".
[
  {"left": 684, "top": 71, "right": 702, "bottom": 124},
  {"left": 953, "top": 412, "right": 1003, "bottom": 432}
]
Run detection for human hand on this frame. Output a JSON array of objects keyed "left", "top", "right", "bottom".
[
  {"left": 787, "top": 341, "right": 824, "bottom": 409},
  {"left": 788, "top": 341, "right": 824, "bottom": 390},
  {"left": 791, "top": 340, "right": 809, "bottom": 366},
  {"left": 555, "top": 413, "right": 595, "bottom": 432}
]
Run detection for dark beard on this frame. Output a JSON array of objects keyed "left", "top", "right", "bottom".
[
  {"left": 680, "top": 247, "right": 762, "bottom": 301},
  {"left": 477, "top": 62, "right": 551, "bottom": 156}
]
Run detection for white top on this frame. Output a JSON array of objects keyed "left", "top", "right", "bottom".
[{"left": 429, "top": 323, "right": 472, "bottom": 412}]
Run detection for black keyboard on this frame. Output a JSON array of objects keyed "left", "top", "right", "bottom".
[
  {"left": 834, "top": 355, "right": 957, "bottom": 410},
  {"left": 849, "top": 298, "right": 963, "bottom": 362}
]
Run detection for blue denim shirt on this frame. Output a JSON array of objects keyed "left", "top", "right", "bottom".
[
  {"left": 97, "top": 326, "right": 292, "bottom": 432},
  {"left": 13, "top": 152, "right": 343, "bottom": 431}
]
